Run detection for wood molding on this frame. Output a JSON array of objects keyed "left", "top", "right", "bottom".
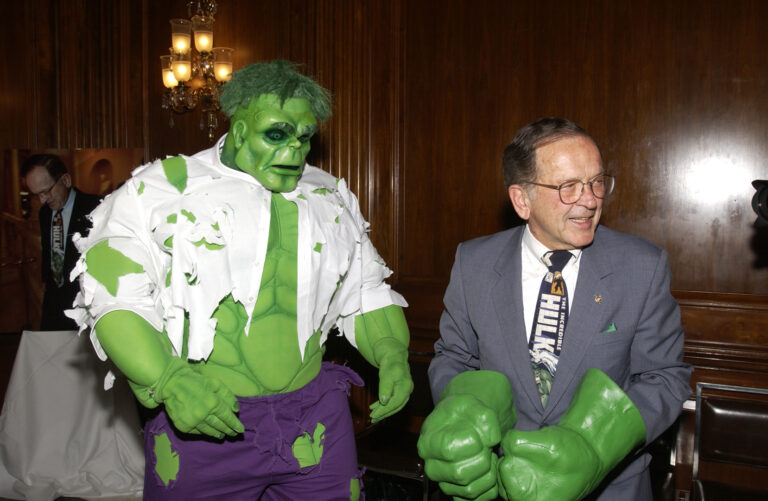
[{"left": 674, "top": 290, "right": 768, "bottom": 390}]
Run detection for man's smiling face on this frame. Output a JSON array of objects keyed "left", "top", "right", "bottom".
[
  {"left": 232, "top": 93, "right": 318, "bottom": 192},
  {"left": 510, "top": 135, "right": 604, "bottom": 250}
]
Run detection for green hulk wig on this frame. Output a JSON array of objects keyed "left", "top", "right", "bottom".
[{"left": 219, "top": 60, "right": 332, "bottom": 122}]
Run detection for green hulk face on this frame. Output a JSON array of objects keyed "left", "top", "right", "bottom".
[{"left": 228, "top": 93, "right": 318, "bottom": 192}]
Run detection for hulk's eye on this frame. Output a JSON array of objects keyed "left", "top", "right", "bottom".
[
  {"left": 297, "top": 133, "right": 313, "bottom": 143},
  {"left": 264, "top": 129, "right": 287, "bottom": 143}
]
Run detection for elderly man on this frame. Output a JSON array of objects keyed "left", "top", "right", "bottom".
[
  {"left": 418, "top": 117, "right": 691, "bottom": 500},
  {"left": 21, "top": 154, "right": 101, "bottom": 330},
  {"left": 68, "top": 60, "right": 412, "bottom": 500}
]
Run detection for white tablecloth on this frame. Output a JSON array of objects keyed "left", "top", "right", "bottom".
[{"left": 0, "top": 330, "right": 144, "bottom": 500}]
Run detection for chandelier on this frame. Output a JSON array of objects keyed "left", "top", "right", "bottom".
[{"left": 160, "top": 1, "right": 234, "bottom": 141}]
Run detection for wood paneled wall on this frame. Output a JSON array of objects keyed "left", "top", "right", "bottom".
[
  {"left": 2, "top": 0, "right": 768, "bottom": 394},
  {"left": 2, "top": 2, "right": 767, "bottom": 494},
  {"left": 0, "top": 1, "right": 145, "bottom": 149}
]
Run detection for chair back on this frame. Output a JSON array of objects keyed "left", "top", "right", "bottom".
[{"left": 692, "top": 382, "right": 768, "bottom": 500}]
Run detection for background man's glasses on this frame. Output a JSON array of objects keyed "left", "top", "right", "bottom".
[
  {"left": 32, "top": 176, "right": 62, "bottom": 200},
  {"left": 526, "top": 174, "right": 615, "bottom": 204}
]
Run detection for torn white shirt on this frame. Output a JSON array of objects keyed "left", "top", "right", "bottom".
[{"left": 68, "top": 135, "right": 406, "bottom": 362}]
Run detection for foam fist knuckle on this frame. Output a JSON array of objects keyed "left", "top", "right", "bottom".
[
  {"left": 440, "top": 431, "right": 473, "bottom": 458},
  {"left": 458, "top": 452, "right": 489, "bottom": 477},
  {"left": 463, "top": 479, "right": 492, "bottom": 500},
  {"left": 423, "top": 460, "right": 446, "bottom": 481},
  {"left": 437, "top": 480, "right": 463, "bottom": 496}
]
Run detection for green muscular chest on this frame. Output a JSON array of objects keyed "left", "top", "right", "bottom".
[{"left": 200, "top": 194, "right": 321, "bottom": 396}]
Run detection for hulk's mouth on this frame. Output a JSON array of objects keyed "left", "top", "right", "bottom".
[{"left": 272, "top": 164, "right": 301, "bottom": 171}]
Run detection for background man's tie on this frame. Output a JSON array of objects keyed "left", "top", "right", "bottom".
[
  {"left": 528, "top": 249, "right": 572, "bottom": 406},
  {"left": 51, "top": 210, "right": 65, "bottom": 287}
]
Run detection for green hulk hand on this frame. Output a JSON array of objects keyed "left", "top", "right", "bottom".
[
  {"left": 95, "top": 310, "right": 245, "bottom": 440},
  {"left": 497, "top": 369, "right": 646, "bottom": 501},
  {"left": 150, "top": 357, "right": 244, "bottom": 438},
  {"left": 128, "top": 358, "right": 244, "bottom": 439},
  {"left": 369, "top": 337, "right": 413, "bottom": 422},
  {"left": 417, "top": 371, "right": 517, "bottom": 501},
  {"left": 355, "top": 305, "right": 414, "bottom": 423}
]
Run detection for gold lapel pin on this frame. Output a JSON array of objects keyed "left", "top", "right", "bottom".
[{"left": 594, "top": 294, "right": 603, "bottom": 303}]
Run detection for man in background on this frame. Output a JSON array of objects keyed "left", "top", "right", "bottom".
[{"left": 21, "top": 154, "right": 101, "bottom": 330}]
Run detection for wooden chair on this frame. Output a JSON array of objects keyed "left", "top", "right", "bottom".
[{"left": 691, "top": 382, "right": 768, "bottom": 500}]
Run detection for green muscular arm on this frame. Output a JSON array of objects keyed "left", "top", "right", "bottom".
[
  {"left": 417, "top": 371, "right": 517, "bottom": 501},
  {"left": 94, "top": 311, "right": 244, "bottom": 439},
  {"left": 354, "top": 305, "right": 414, "bottom": 422},
  {"left": 86, "top": 237, "right": 244, "bottom": 439}
]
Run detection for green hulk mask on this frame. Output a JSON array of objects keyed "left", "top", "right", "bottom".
[{"left": 220, "top": 94, "right": 318, "bottom": 192}]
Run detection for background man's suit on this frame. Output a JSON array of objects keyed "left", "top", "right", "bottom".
[
  {"left": 38, "top": 188, "right": 101, "bottom": 330},
  {"left": 429, "top": 224, "right": 692, "bottom": 500}
]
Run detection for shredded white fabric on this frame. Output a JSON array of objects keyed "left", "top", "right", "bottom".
[{"left": 67, "top": 135, "right": 406, "bottom": 361}]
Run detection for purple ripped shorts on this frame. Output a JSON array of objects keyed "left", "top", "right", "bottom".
[{"left": 142, "top": 362, "right": 365, "bottom": 500}]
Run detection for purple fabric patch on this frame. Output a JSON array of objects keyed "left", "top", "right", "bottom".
[{"left": 142, "top": 362, "right": 365, "bottom": 500}]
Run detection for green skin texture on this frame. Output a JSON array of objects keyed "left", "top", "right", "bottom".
[
  {"left": 90, "top": 95, "right": 413, "bottom": 496},
  {"left": 417, "top": 369, "right": 646, "bottom": 501}
]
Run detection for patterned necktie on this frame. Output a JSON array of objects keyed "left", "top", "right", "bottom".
[
  {"left": 529, "top": 249, "right": 572, "bottom": 407},
  {"left": 51, "top": 210, "right": 65, "bottom": 287}
]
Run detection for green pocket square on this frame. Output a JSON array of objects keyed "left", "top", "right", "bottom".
[{"left": 604, "top": 323, "right": 617, "bottom": 333}]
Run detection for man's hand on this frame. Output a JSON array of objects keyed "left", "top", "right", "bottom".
[
  {"left": 370, "top": 342, "right": 413, "bottom": 422},
  {"left": 417, "top": 394, "right": 503, "bottom": 500},
  {"left": 151, "top": 358, "right": 245, "bottom": 439}
]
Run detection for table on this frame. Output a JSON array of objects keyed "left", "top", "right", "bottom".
[{"left": 0, "top": 330, "right": 144, "bottom": 500}]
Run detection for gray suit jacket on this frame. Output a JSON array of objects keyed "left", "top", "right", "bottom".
[{"left": 429, "top": 224, "right": 692, "bottom": 500}]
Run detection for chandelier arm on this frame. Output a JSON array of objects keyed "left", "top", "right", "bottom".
[{"left": 162, "top": 0, "right": 226, "bottom": 141}]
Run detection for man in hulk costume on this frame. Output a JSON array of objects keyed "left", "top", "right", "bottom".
[{"left": 67, "top": 60, "right": 412, "bottom": 500}]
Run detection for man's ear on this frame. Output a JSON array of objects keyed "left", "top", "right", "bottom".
[
  {"left": 61, "top": 173, "right": 72, "bottom": 189},
  {"left": 508, "top": 185, "right": 531, "bottom": 220},
  {"left": 231, "top": 119, "right": 248, "bottom": 149}
]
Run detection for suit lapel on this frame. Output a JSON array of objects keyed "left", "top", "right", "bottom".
[
  {"left": 543, "top": 228, "right": 615, "bottom": 417},
  {"left": 40, "top": 204, "right": 52, "bottom": 228},
  {"left": 65, "top": 190, "right": 99, "bottom": 271},
  {"left": 40, "top": 205, "right": 53, "bottom": 281},
  {"left": 68, "top": 189, "right": 87, "bottom": 238},
  {"left": 491, "top": 227, "right": 545, "bottom": 415},
  {"left": 66, "top": 190, "right": 83, "bottom": 262}
]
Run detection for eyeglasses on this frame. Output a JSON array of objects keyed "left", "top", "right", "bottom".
[
  {"left": 32, "top": 176, "right": 62, "bottom": 200},
  {"left": 526, "top": 174, "right": 615, "bottom": 204}
]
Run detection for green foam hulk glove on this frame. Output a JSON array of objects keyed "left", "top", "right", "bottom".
[
  {"left": 369, "top": 337, "right": 413, "bottom": 422},
  {"left": 417, "top": 371, "right": 517, "bottom": 501},
  {"left": 149, "top": 357, "right": 244, "bottom": 438},
  {"left": 95, "top": 310, "right": 244, "bottom": 439},
  {"left": 127, "top": 380, "right": 160, "bottom": 409},
  {"left": 355, "top": 305, "right": 413, "bottom": 422},
  {"left": 497, "top": 368, "right": 646, "bottom": 501}
]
